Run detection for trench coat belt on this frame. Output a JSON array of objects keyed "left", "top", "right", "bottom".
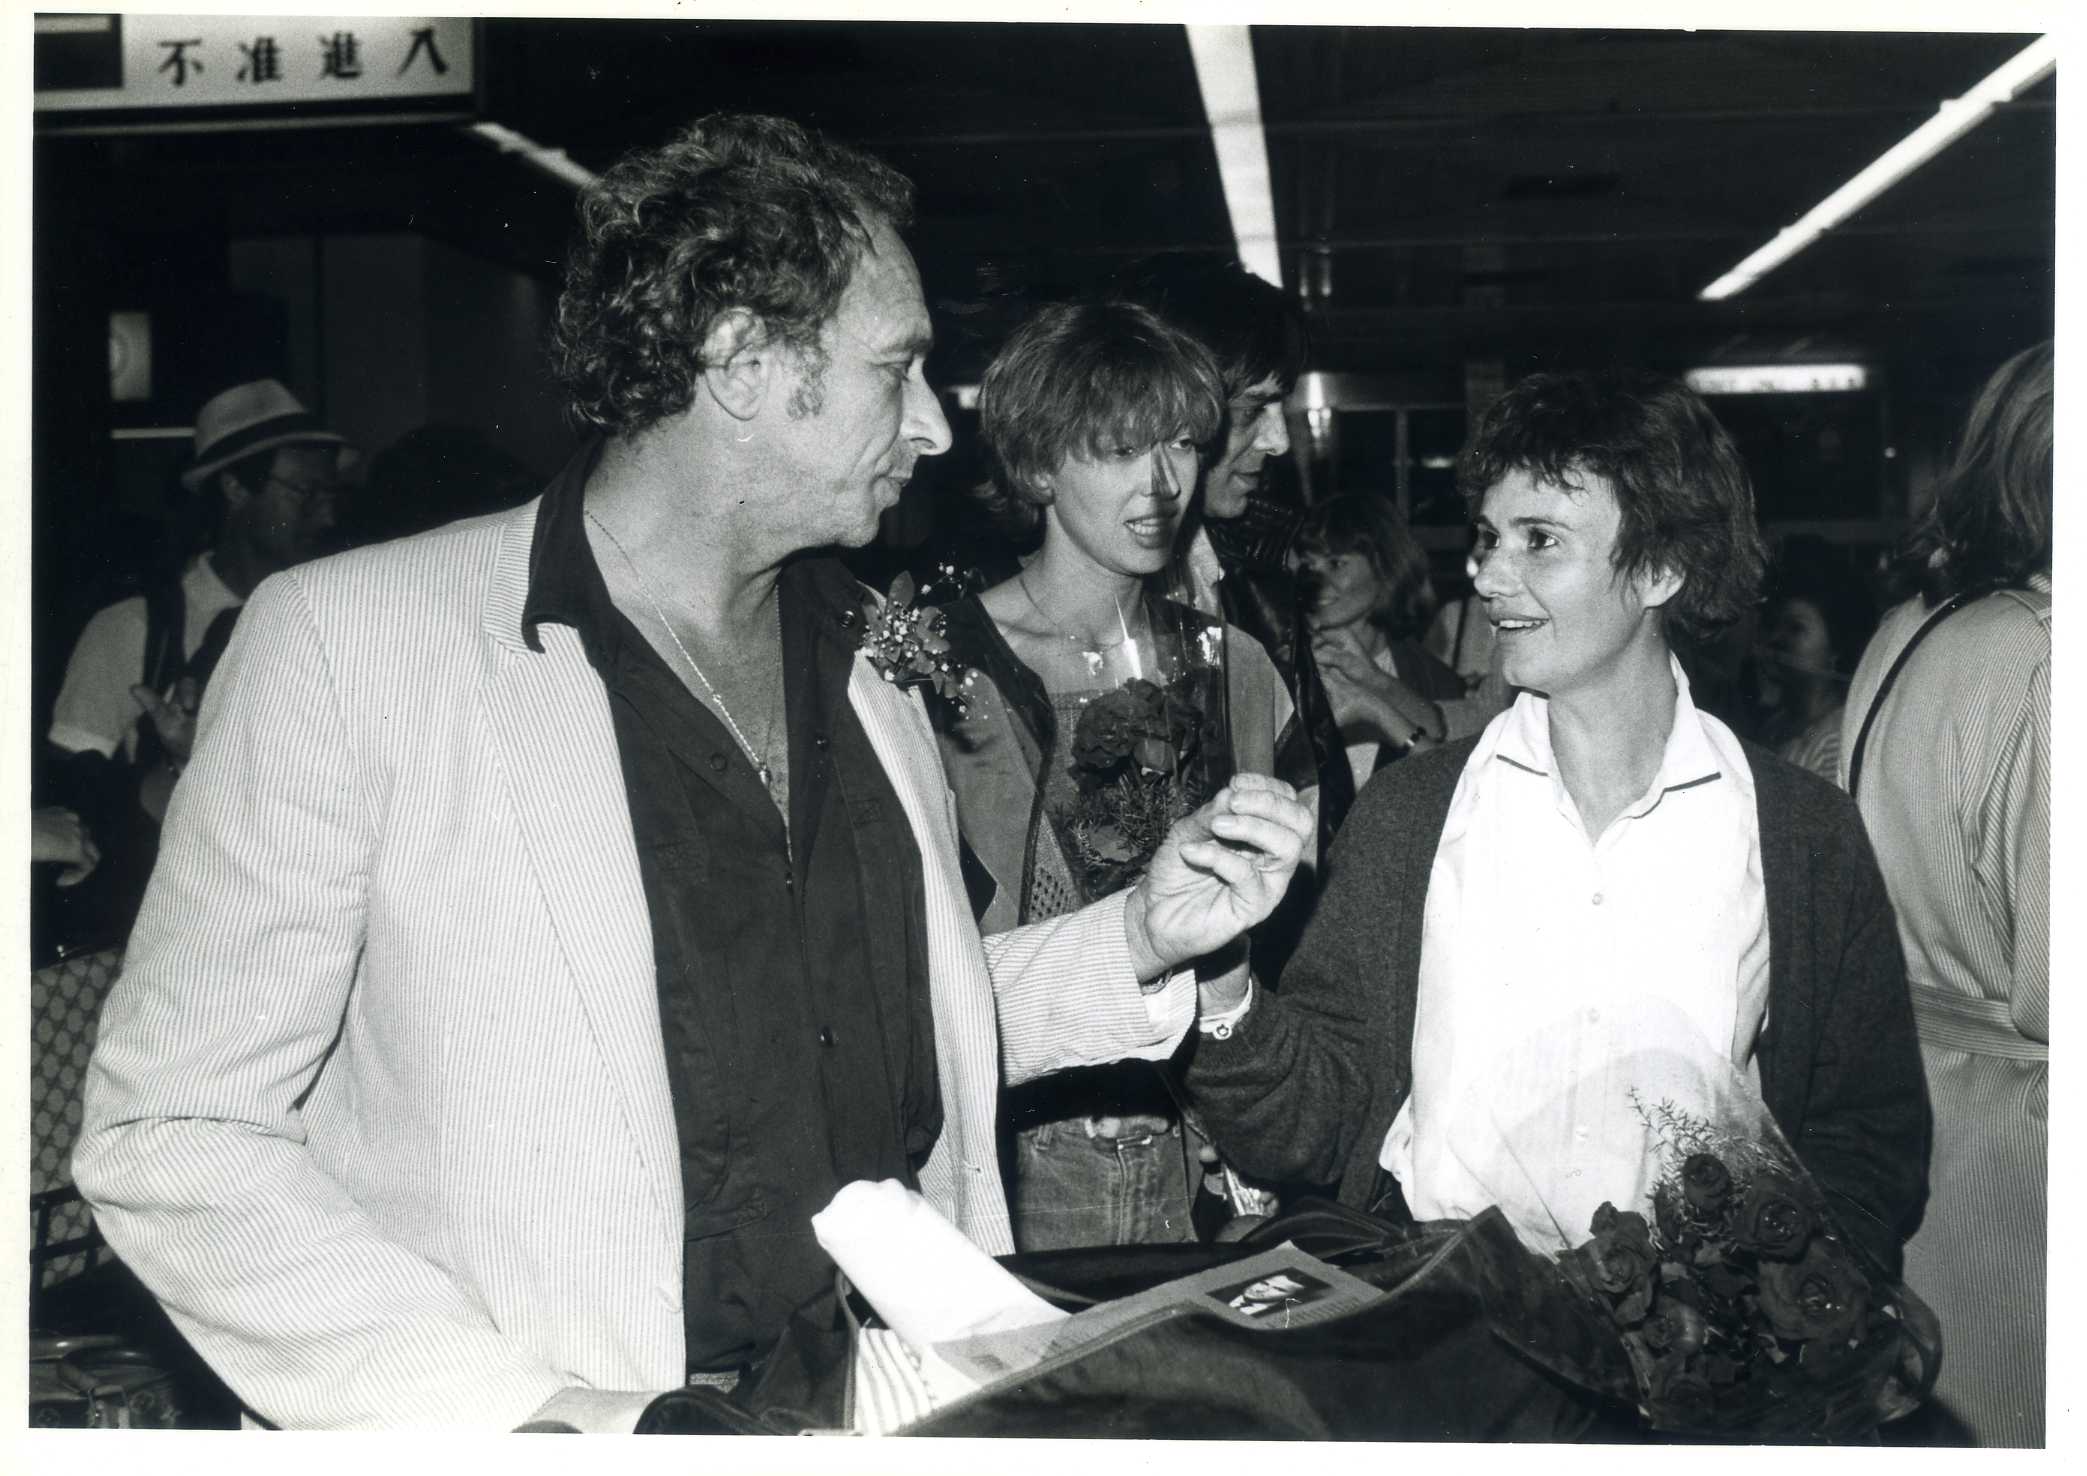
[{"left": 1909, "top": 983, "right": 2047, "bottom": 1063}]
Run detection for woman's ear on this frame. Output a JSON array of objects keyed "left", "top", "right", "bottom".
[
  {"left": 697, "top": 309, "right": 773, "bottom": 424},
  {"left": 1637, "top": 563, "right": 1685, "bottom": 611}
]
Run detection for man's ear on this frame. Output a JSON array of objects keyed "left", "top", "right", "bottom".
[
  {"left": 697, "top": 308, "right": 776, "bottom": 424},
  {"left": 217, "top": 470, "right": 255, "bottom": 511}
]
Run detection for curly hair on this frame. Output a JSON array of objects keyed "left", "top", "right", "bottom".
[
  {"left": 1457, "top": 369, "right": 1767, "bottom": 643},
  {"left": 976, "top": 299, "right": 1224, "bottom": 537},
  {"left": 552, "top": 113, "right": 915, "bottom": 437},
  {"left": 1900, "top": 340, "right": 2052, "bottom": 604},
  {"left": 1295, "top": 494, "right": 1438, "bottom": 639}
]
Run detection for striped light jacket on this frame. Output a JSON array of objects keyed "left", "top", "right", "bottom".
[{"left": 75, "top": 488, "right": 1193, "bottom": 1429}]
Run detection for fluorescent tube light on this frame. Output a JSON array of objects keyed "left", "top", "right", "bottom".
[
  {"left": 1699, "top": 35, "right": 2055, "bottom": 301},
  {"left": 468, "top": 121, "right": 599, "bottom": 192},
  {"left": 1685, "top": 364, "right": 1870, "bottom": 396},
  {"left": 1186, "top": 25, "right": 1283, "bottom": 289}
]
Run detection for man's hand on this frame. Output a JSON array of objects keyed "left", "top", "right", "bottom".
[
  {"left": 31, "top": 806, "right": 100, "bottom": 887},
  {"left": 1123, "top": 773, "right": 1313, "bottom": 980},
  {"left": 131, "top": 677, "right": 202, "bottom": 762}
]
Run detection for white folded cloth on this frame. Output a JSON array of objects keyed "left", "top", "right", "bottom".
[{"left": 811, "top": 1179, "right": 1069, "bottom": 1348}]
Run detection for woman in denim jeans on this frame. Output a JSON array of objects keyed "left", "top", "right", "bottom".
[{"left": 932, "top": 299, "right": 1301, "bottom": 1250}]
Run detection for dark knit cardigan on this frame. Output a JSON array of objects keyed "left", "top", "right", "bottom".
[{"left": 1186, "top": 734, "right": 1931, "bottom": 1279}]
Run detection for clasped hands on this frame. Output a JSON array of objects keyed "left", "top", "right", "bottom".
[{"left": 1122, "top": 772, "right": 1313, "bottom": 984}]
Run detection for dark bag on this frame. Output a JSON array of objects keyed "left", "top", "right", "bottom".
[
  {"left": 637, "top": 1199, "right": 1620, "bottom": 1439},
  {"left": 902, "top": 1201, "right": 1621, "bottom": 1440}
]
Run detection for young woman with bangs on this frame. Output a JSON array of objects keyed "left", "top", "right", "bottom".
[{"left": 933, "top": 299, "right": 1307, "bottom": 1251}]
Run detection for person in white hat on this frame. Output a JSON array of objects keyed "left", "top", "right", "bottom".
[{"left": 42, "top": 379, "right": 350, "bottom": 933}]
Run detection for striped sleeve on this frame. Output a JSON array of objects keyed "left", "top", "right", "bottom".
[{"left": 983, "top": 890, "right": 1195, "bottom": 1086}]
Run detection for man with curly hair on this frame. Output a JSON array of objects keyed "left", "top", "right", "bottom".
[{"left": 77, "top": 113, "right": 1312, "bottom": 1430}]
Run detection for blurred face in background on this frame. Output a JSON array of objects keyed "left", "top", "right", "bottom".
[
  {"left": 1203, "top": 375, "right": 1290, "bottom": 519},
  {"left": 232, "top": 443, "right": 346, "bottom": 569},
  {"left": 1763, "top": 596, "right": 1836, "bottom": 680},
  {"left": 1297, "top": 545, "right": 1380, "bottom": 634}
]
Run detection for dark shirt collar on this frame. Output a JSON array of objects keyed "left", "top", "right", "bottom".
[
  {"left": 521, "top": 439, "right": 614, "bottom": 664},
  {"left": 521, "top": 437, "right": 870, "bottom": 668}
]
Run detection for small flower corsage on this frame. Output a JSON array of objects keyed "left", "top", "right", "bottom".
[{"left": 852, "top": 566, "right": 979, "bottom": 719}]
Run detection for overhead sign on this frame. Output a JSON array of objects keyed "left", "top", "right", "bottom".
[{"left": 35, "top": 14, "right": 474, "bottom": 114}]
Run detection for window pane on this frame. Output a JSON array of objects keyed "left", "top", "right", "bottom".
[{"left": 1408, "top": 408, "right": 1467, "bottom": 527}]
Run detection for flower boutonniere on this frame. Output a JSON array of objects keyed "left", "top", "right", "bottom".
[{"left": 850, "top": 566, "right": 979, "bottom": 719}]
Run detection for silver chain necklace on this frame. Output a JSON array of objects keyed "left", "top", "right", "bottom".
[
  {"left": 586, "top": 508, "right": 782, "bottom": 800},
  {"left": 1017, "top": 568, "right": 1139, "bottom": 652}
]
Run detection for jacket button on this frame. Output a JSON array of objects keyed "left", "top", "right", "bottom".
[
  {"left": 708, "top": 753, "right": 727, "bottom": 773},
  {"left": 814, "top": 733, "right": 831, "bottom": 751},
  {"left": 818, "top": 1026, "right": 836, "bottom": 1048}
]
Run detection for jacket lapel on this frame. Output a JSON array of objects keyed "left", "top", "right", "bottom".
[
  {"left": 847, "top": 652, "right": 1008, "bottom": 1245},
  {"left": 477, "top": 500, "right": 681, "bottom": 1230}
]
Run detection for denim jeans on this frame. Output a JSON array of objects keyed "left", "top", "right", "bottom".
[{"left": 1008, "top": 1115, "right": 1201, "bottom": 1252}]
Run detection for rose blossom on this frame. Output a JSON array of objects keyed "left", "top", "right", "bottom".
[
  {"left": 1757, "top": 1240, "right": 1870, "bottom": 1344},
  {"left": 1731, "top": 1171, "right": 1814, "bottom": 1261},
  {"left": 1681, "top": 1153, "right": 1733, "bottom": 1211}
]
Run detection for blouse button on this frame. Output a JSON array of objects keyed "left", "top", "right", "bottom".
[
  {"left": 814, "top": 733, "right": 831, "bottom": 751},
  {"left": 1590, "top": 892, "right": 1604, "bottom": 906},
  {"left": 817, "top": 1026, "right": 836, "bottom": 1048}
]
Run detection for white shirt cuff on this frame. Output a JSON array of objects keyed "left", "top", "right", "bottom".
[{"left": 1198, "top": 976, "right": 1255, "bottom": 1039}]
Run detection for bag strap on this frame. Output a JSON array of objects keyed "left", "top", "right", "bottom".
[
  {"left": 140, "top": 569, "right": 185, "bottom": 695},
  {"left": 1847, "top": 581, "right": 2003, "bottom": 799}
]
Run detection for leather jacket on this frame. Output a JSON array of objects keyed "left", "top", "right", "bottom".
[{"left": 1204, "top": 513, "right": 1356, "bottom": 862}]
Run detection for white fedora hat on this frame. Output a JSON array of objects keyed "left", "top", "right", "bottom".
[{"left": 182, "top": 378, "right": 347, "bottom": 490}]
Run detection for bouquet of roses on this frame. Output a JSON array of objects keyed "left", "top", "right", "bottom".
[
  {"left": 1554, "top": 1098, "right": 1935, "bottom": 1438},
  {"left": 1439, "top": 1000, "right": 1938, "bottom": 1441},
  {"left": 1054, "top": 603, "right": 1231, "bottom": 900}
]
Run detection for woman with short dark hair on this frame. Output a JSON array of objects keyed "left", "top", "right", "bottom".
[
  {"left": 1840, "top": 341, "right": 2051, "bottom": 1447},
  {"left": 1187, "top": 369, "right": 1926, "bottom": 1292}
]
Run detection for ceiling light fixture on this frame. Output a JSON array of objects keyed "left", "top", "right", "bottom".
[
  {"left": 468, "top": 121, "right": 599, "bottom": 191},
  {"left": 1186, "top": 25, "right": 1284, "bottom": 289},
  {"left": 1698, "top": 35, "right": 2054, "bottom": 302},
  {"left": 1684, "top": 363, "right": 1870, "bottom": 396}
]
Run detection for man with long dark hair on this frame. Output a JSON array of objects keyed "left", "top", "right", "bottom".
[{"left": 1116, "top": 257, "right": 1360, "bottom": 858}]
